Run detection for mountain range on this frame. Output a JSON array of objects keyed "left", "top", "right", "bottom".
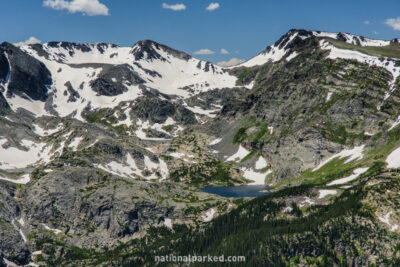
[{"left": 1, "top": 29, "right": 400, "bottom": 266}]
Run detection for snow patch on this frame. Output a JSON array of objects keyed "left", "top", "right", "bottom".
[
  {"left": 143, "top": 156, "right": 169, "bottom": 180},
  {"left": 326, "top": 92, "right": 333, "bottom": 102},
  {"left": 210, "top": 138, "right": 222, "bottom": 146},
  {"left": 378, "top": 211, "right": 398, "bottom": 232},
  {"left": 313, "top": 145, "right": 365, "bottom": 171},
  {"left": 327, "top": 167, "right": 369, "bottom": 186},
  {"left": 163, "top": 218, "right": 172, "bottom": 229},
  {"left": 318, "top": 189, "right": 338, "bottom": 199},
  {"left": 226, "top": 145, "right": 251, "bottom": 162},
  {"left": 389, "top": 116, "right": 400, "bottom": 131},
  {"left": 185, "top": 105, "right": 218, "bottom": 118},
  {"left": 18, "top": 217, "right": 25, "bottom": 227},
  {"left": 34, "top": 123, "right": 63, "bottom": 136},
  {"left": 313, "top": 31, "right": 391, "bottom": 47},
  {"left": 114, "top": 108, "right": 133, "bottom": 127},
  {"left": 299, "top": 197, "right": 315, "bottom": 207},
  {"left": 135, "top": 119, "right": 174, "bottom": 141},
  {"left": 240, "top": 32, "right": 299, "bottom": 67},
  {"left": 7, "top": 94, "right": 50, "bottom": 117},
  {"left": 95, "top": 153, "right": 143, "bottom": 179},
  {"left": 19, "top": 229, "right": 27, "bottom": 243},
  {"left": 68, "top": 136, "right": 84, "bottom": 151},
  {"left": 245, "top": 80, "right": 255, "bottom": 89},
  {"left": 255, "top": 156, "right": 268, "bottom": 170},
  {"left": 368, "top": 180, "right": 382, "bottom": 186},
  {"left": 0, "top": 174, "right": 31, "bottom": 185},
  {"left": 202, "top": 208, "right": 216, "bottom": 222},
  {"left": 169, "top": 152, "right": 195, "bottom": 163},
  {"left": 0, "top": 139, "right": 54, "bottom": 169},
  {"left": 386, "top": 147, "right": 400, "bottom": 168},
  {"left": 242, "top": 168, "right": 272, "bottom": 185},
  {"left": 43, "top": 224, "right": 63, "bottom": 234},
  {"left": 283, "top": 206, "right": 293, "bottom": 213},
  {"left": 286, "top": 51, "right": 298, "bottom": 61}
]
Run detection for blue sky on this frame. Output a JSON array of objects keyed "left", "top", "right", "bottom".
[{"left": 1, "top": 0, "right": 400, "bottom": 64}]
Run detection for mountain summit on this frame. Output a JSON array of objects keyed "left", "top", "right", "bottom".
[{"left": 239, "top": 29, "right": 400, "bottom": 67}]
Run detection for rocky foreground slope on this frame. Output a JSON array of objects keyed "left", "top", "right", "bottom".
[{"left": 1, "top": 29, "right": 400, "bottom": 266}]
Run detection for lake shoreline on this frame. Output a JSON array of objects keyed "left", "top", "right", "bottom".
[{"left": 200, "top": 185, "right": 270, "bottom": 198}]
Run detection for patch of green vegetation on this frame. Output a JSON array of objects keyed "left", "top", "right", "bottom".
[
  {"left": 239, "top": 150, "right": 256, "bottom": 163},
  {"left": 141, "top": 170, "right": 152, "bottom": 177},
  {"left": 319, "top": 123, "right": 366, "bottom": 145},
  {"left": 107, "top": 115, "right": 118, "bottom": 124},
  {"left": 362, "top": 124, "right": 400, "bottom": 164},
  {"left": 84, "top": 111, "right": 129, "bottom": 135},
  {"left": 29, "top": 231, "right": 101, "bottom": 266},
  {"left": 258, "top": 166, "right": 270, "bottom": 173},
  {"left": 253, "top": 125, "right": 269, "bottom": 141},
  {"left": 184, "top": 202, "right": 215, "bottom": 215},
  {"left": 311, "top": 91, "right": 344, "bottom": 114},
  {"left": 233, "top": 127, "right": 248, "bottom": 144},
  {"left": 275, "top": 156, "right": 358, "bottom": 188},
  {"left": 232, "top": 117, "right": 272, "bottom": 145},
  {"left": 30, "top": 168, "right": 48, "bottom": 180},
  {"left": 112, "top": 124, "right": 126, "bottom": 134},
  {"left": 162, "top": 125, "right": 175, "bottom": 133},
  {"left": 85, "top": 113, "right": 103, "bottom": 123},
  {"left": 170, "top": 160, "right": 243, "bottom": 186},
  {"left": 58, "top": 150, "right": 92, "bottom": 167},
  {"left": 160, "top": 154, "right": 173, "bottom": 161}
]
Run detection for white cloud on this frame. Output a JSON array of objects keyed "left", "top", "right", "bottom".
[
  {"left": 217, "top": 58, "right": 245, "bottom": 67},
  {"left": 220, "top": 48, "right": 229, "bottom": 54},
  {"left": 363, "top": 20, "right": 370, "bottom": 25},
  {"left": 194, "top": 49, "right": 215, "bottom": 55},
  {"left": 162, "top": 3, "right": 186, "bottom": 11},
  {"left": 14, "top": 37, "right": 41, "bottom": 47},
  {"left": 206, "top": 2, "right": 220, "bottom": 11},
  {"left": 372, "top": 30, "right": 379, "bottom": 35},
  {"left": 385, "top": 17, "right": 400, "bottom": 31},
  {"left": 43, "top": 0, "right": 109, "bottom": 16}
]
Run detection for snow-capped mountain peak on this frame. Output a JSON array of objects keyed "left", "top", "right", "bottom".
[
  {"left": 0, "top": 39, "right": 237, "bottom": 119},
  {"left": 238, "top": 29, "right": 399, "bottom": 68},
  {"left": 130, "top": 39, "right": 192, "bottom": 62}
]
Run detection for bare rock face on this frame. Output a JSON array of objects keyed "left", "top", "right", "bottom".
[
  {"left": 23, "top": 168, "right": 187, "bottom": 247},
  {"left": 0, "top": 42, "right": 52, "bottom": 101},
  {"left": 132, "top": 96, "right": 197, "bottom": 125},
  {"left": 0, "top": 92, "right": 10, "bottom": 113},
  {"left": 90, "top": 64, "right": 145, "bottom": 96},
  {"left": 0, "top": 182, "right": 30, "bottom": 265},
  {"left": 0, "top": 49, "right": 9, "bottom": 82}
]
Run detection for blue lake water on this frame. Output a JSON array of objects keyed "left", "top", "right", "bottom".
[{"left": 200, "top": 185, "right": 270, "bottom": 198}]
